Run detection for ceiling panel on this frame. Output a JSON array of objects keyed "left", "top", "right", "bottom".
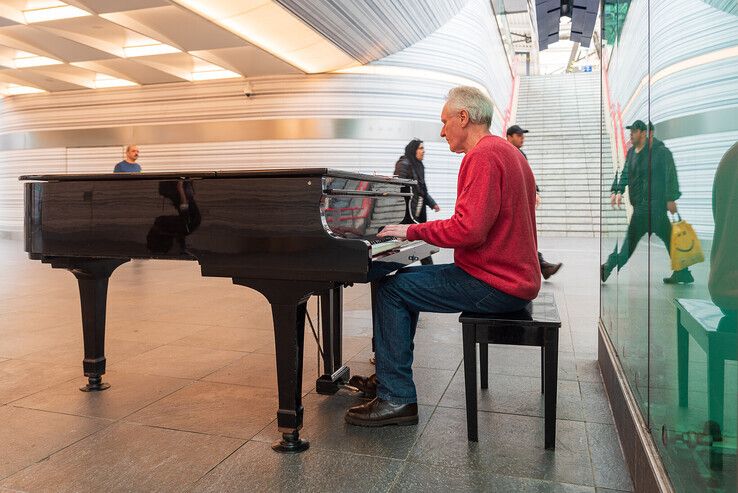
[
  {"left": 102, "top": 6, "right": 247, "bottom": 51},
  {"left": 67, "top": 0, "right": 171, "bottom": 14},
  {"left": 73, "top": 58, "right": 186, "bottom": 84},
  {"left": 0, "top": 25, "right": 114, "bottom": 61},
  {"left": 23, "top": 64, "right": 99, "bottom": 88},
  {"left": 31, "top": 15, "right": 158, "bottom": 57},
  {"left": 0, "top": 68, "right": 87, "bottom": 91},
  {"left": 191, "top": 46, "right": 301, "bottom": 77},
  {"left": 127, "top": 52, "right": 239, "bottom": 81}
]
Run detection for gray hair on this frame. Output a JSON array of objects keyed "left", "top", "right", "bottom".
[
  {"left": 125, "top": 144, "right": 138, "bottom": 152},
  {"left": 445, "top": 86, "right": 493, "bottom": 129}
]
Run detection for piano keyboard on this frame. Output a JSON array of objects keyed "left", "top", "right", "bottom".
[{"left": 370, "top": 238, "right": 404, "bottom": 256}]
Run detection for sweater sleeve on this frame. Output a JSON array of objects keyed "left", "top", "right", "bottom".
[{"left": 407, "top": 154, "right": 501, "bottom": 248}]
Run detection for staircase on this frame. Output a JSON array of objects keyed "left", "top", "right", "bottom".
[{"left": 515, "top": 73, "right": 614, "bottom": 237}]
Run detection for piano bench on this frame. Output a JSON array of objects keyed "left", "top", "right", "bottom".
[{"left": 459, "top": 292, "right": 561, "bottom": 449}]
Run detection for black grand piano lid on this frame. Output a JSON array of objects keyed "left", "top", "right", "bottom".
[{"left": 19, "top": 167, "right": 417, "bottom": 186}]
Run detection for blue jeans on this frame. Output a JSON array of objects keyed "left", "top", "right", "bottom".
[{"left": 373, "top": 263, "right": 530, "bottom": 404}]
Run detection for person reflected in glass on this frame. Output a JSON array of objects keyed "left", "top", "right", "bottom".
[
  {"left": 394, "top": 139, "right": 440, "bottom": 265},
  {"left": 113, "top": 144, "right": 142, "bottom": 173},
  {"left": 601, "top": 120, "right": 693, "bottom": 284},
  {"left": 146, "top": 180, "right": 201, "bottom": 254},
  {"left": 709, "top": 142, "right": 738, "bottom": 330},
  {"left": 506, "top": 125, "right": 563, "bottom": 280}
]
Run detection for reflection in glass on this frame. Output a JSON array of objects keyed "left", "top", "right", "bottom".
[
  {"left": 322, "top": 178, "right": 408, "bottom": 239},
  {"left": 146, "top": 180, "right": 201, "bottom": 254},
  {"left": 602, "top": 0, "right": 738, "bottom": 490}
]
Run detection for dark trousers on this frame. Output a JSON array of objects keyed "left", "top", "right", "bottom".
[
  {"left": 606, "top": 206, "right": 674, "bottom": 270},
  {"left": 373, "top": 264, "right": 529, "bottom": 403}
]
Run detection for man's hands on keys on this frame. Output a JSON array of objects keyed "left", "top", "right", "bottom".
[{"left": 378, "top": 224, "right": 410, "bottom": 239}]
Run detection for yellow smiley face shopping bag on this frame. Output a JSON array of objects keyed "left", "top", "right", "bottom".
[{"left": 670, "top": 213, "right": 705, "bottom": 271}]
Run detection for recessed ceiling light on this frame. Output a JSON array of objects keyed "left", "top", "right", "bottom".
[
  {"left": 191, "top": 68, "right": 241, "bottom": 81},
  {"left": 24, "top": 4, "right": 91, "bottom": 23},
  {"left": 14, "top": 51, "right": 63, "bottom": 68},
  {"left": 123, "top": 43, "right": 180, "bottom": 58},
  {"left": 94, "top": 73, "right": 137, "bottom": 89},
  {"left": 2, "top": 84, "right": 46, "bottom": 96}
]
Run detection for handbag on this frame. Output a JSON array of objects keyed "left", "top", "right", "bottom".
[{"left": 669, "top": 213, "right": 705, "bottom": 270}]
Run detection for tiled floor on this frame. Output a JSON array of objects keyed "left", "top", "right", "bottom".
[{"left": 0, "top": 237, "right": 633, "bottom": 492}]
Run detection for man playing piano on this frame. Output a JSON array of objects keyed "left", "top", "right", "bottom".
[{"left": 346, "top": 86, "right": 542, "bottom": 427}]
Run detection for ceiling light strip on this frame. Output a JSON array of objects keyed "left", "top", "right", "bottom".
[
  {"left": 24, "top": 5, "right": 91, "bottom": 23},
  {"left": 170, "top": 0, "right": 358, "bottom": 74}
]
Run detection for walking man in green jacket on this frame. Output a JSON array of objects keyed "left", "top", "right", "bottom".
[{"left": 601, "top": 120, "right": 693, "bottom": 284}]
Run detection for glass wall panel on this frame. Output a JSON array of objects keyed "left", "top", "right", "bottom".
[
  {"left": 648, "top": 0, "right": 738, "bottom": 490},
  {"left": 602, "top": 0, "right": 738, "bottom": 490},
  {"left": 601, "top": 0, "right": 651, "bottom": 413}
]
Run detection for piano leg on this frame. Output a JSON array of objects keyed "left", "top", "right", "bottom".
[
  {"left": 233, "top": 278, "right": 332, "bottom": 453},
  {"left": 46, "top": 258, "right": 129, "bottom": 392},
  {"left": 270, "top": 300, "right": 310, "bottom": 452},
  {"left": 316, "top": 286, "right": 350, "bottom": 395}
]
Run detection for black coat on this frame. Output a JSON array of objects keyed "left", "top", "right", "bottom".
[
  {"left": 611, "top": 137, "right": 681, "bottom": 209},
  {"left": 394, "top": 156, "right": 437, "bottom": 221}
]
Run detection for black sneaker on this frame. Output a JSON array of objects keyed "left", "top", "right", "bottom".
[
  {"left": 600, "top": 263, "right": 613, "bottom": 283},
  {"left": 541, "top": 261, "right": 563, "bottom": 280},
  {"left": 663, "top": 269, "right": 695, "bottom": 285}
]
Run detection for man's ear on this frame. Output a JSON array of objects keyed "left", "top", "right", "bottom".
[{"left": 459, "top": 109, "right": 470, "bottom": 128}]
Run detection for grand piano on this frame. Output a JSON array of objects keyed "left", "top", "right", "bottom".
[{"left": 21, "top": 168, "right": 438, "bottom": 452}]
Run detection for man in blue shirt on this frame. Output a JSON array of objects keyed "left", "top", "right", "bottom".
[{"left": 113, "top": 145, "right": 141, "bottom": 172}]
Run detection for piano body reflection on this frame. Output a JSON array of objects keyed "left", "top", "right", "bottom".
[{"left": 21, "top": 168, "right": 438, "bottom": 452}]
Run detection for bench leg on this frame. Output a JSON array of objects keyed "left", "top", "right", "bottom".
[
  {"left": 479, "top": 343, "right": 488, "bottom": 390},
  {"left": 707, "top": 355, "right": 725, "bottom": 431},
  {"left": 462, "top": 323, "right": 478, "bottom": 442},
  {"left": 543, "top": 327, "right": 559, "bottom": 449},
  {"left": 540, "top": 347, "right": 545, "bottom": 394},
  {"left": 677, "top": 315, "right": 689, "bottom": 408}
]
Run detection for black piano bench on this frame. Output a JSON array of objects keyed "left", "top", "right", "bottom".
[{"left": 459, "top": 292, "right": 561, "bottom": 449}]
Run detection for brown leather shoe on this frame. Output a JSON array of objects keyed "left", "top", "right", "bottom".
[
  {"left": 541, "top": 261, "right": 563, "bottom": 280},
  {"left": 345, "top": 398, "right": 419, "bottom": 427},
  {"left": 348, "top": 374, "right": 377, "bottom": 399}
]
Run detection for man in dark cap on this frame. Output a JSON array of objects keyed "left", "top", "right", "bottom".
[
  {"left": 507, "top": 125, "right": 563, "bottom": 280},
  {"left": 602, "top": 120, "right": 693, "bottom": 284}
]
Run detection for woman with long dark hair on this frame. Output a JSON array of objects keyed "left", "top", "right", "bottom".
[{"left": 394, "top": 139, "right": 440, "bottom": 264}]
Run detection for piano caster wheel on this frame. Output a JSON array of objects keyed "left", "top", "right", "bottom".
[
  {"left": 272, "top": 431, "right": 309, "bottom": 453},
  {"left": 79, "top": 375, "right": 110, "bottom": 392}
]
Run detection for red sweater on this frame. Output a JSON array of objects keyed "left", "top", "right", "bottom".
[{"left": 407, "top": 135, "right": 541, "bottom": 300}]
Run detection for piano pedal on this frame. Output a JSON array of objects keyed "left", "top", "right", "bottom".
[
  {"left": 315, "top": 365, "right": 351, "bottom": 395},
  {"left": 338, "top": 383, "right": 361, "bottom": 393}
]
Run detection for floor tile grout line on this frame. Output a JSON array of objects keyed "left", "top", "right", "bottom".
[{"left": 0, "top": 414, "right": 119, "bottom": 484}]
